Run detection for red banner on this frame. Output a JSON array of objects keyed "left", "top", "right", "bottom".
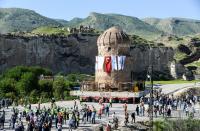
[{"left": 104, "top": 56, "right": 112, "bottom": 73}]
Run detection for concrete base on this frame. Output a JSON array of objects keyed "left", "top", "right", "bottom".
[{"left": 70, "top": 90, "right": 149, "bottom": 104}]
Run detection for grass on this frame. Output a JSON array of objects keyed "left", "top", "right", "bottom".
[
  {"left": 153, "top": 119, "right": 200, "bottom": 131},
  {"left": 174, "top": 51, "right": 188, "bottom": 61},
  {"left": 32, "top": 26, "right": 70, "bottom": 36},
  {"left": 186, "top": 61, "right": 200, "bottom": 67},
  {"left": 146, "top": 80, "right": 199, "bottom": 84}
]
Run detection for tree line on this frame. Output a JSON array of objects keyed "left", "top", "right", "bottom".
[{"left": 0, "top": 66, "right": 88, "bottom": 104}]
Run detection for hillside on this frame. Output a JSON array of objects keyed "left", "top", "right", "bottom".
[
  {"left": 1, "top": 8, "right": 200, "bottom": 40},
  {"left": 65, "top": 12, "right": 164, "bottom": 40},
  {"left": 0, "top": 8, "right": 62, "bottom": 33},
  {"left": 143, "top": 17, "right": 200, "bottom": 36}
]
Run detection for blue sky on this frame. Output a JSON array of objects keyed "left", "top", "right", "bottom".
[{"left": 0, "top": 0, "right": 200, "bottom": 20}]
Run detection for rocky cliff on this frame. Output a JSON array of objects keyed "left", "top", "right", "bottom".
[
  {"left": 0, "top": 33, "right": 98, "bottom": 74},
  {"left": 0, "top": 33, "right": 174, "bottom": 79},
  {"left": 130, "top": 45, "right": 174, "bottom": 79}
]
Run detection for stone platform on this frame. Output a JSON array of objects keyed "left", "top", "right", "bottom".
[{"left": 70, "top": 90, "right": 149, "bottom": 103}]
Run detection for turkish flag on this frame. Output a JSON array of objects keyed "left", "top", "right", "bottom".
[{"left": 104, "top": 56, "right": 112, "bottom": 73}]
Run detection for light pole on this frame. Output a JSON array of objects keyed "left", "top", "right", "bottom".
[{"left": 147, "top": 65, "right": 154, "bottom": 130}]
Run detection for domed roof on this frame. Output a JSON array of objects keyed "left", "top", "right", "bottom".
[{"left": 97, "top": 26, "right": 130, "bottom": 46}]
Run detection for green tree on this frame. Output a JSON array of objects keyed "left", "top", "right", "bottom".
[
  {"left": 0, "top": 78, "right": 17, "bottom": 99},
  {"left": 29, "top": 66, "right": 52, "bottom": 76},
  {"left": 53, "top": 77, "right": 66, "bottom": 100},
  {"left": 4, "top": 66, "right": 29, "bottom": 81},
  {"left": 38, "top": 79, "right": 53, "bottom": 97},
  {"left": 16, "top": 72, "right": 37, "bottom": 95}
]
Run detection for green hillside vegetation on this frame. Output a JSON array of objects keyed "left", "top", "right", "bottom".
[
  {"left": 67, "top": 17, "right": 84, "bottom": 27},
  {"left": 130, "top": 35, "right": 152, "bottom": 45},
  {"left": 1, "top": 8, "right": 200, "bottom": 41},
  {"left": 155, "top": 35, "right": 191, "bottom": 48},
  {"left": 0, "top": 8, "right": 62, "bottom": 34},
  {"left": 186, "top": 61, "right": 200, "bottom": 67},
  {"left": 174, "top": 51, "right": 188, "bottom": 61},
  {"left": 32, "top": 26, "right": 70, "bottom": 36},
  {"left": 65, "top": 12, "right": 163, "bottom": 40},
  {"left": 143, "top": 17, "right": 200, "bottom": 36},
  {"left": 54, "top": 19, "right": 68, "bottom": 26}
]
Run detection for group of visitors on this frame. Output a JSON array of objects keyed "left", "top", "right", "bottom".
[
  {"left": 135, "top": 93, "right": 198, "bottom": 118},
  {"left": 0, "top": 99, "right": 12, "bottom": 109},
  {"left": 0, "top": 92, "right": 199, "bottom": 131},
  {"left": 1, "top": 99, "right": 112, "bottom": 131}
]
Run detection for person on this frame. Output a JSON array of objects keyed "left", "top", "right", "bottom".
[
  {"left": 82, "top": 110, "right": 87, "bottom": 124},
  {"left": 76, "top": 111, "right": 80, "bottom": 127},
  {"left": 136, "top": 105, "right": 139, "bottom": 116},
  {"left": 113, "top": 116, "right": 118, "bottom": 129},
  {"left": 42, "top": 120, "right": 49, "bottom": 131},
  {"left": 0, "top": 110, "right": 5, "bottom": 130},
  {"left": 63, "top": 109, "right": 67, "bottom": 125},
  {"left": 18, "top": 112, "right": 22, "bottom": 121},
  {"left": 68, "top": 118, "right": 74, "bottom": 131},
  {"left": 101, "top": 104, "right": 105, "bottom": 115},
  {"left": 11, "top": 114, "right": 17, "bottom": 129},
  {"left": 26, "top": 121, "right": 34, "bottom": 131},
  {"left": 112, "top": 112, "right": 116, "bottom": 120},
  {"left": 131, "top": 112, "right": 136, "bottom": 123},
  {"left": 51, "top": 98, "right": 55, "bottom": 108},
  {"left": 154, "top": 106, "right": 158, "bottom": 117},
  {"left": 74, "top": 100, "right": 77, "bottom": 109},
  {"left": 124, "top": 112, "right": 129, "bottom": 126},
  {"left": 109, "top": 97, "right": 112, "bottom": 107},
  {"left": 57, "top": 122, "right": 62, "bottom": 131},
  {"left": 139, "top": 105, "right": 143, "bottom": 116},
  {"left": 91, "top": 107, "right": 96, "bottom": 124},
  {"left": 80, "top": 97, "right": 83, "bottom": 105},
  {"left": 55, "top": 114, "right": 58, "bottom": 128},
  {"left": 98, "top": 108, "right": 102, "bottom": 119},
  {"left": 106, "top": 123, "right": 111, "bottom": 131},
  {"left": 123, "top": 103, "right": 127, "bottom": 113},
  {"left": 167, "top": 107, "right": 171, "bottom": 117},
  {"left": 99, "top": 98, "right": 103, "bottom": 105},
  {"left": 15, "top": 120, "right": 24, "bottom": 131},
  {"left": 86, "top": 107, "right": 91, "bottom": 122},
  {"left": 185, "top": 106, "right": 189, "bottom": 116},
  {"left": 105, "top": 104, "right": 109, "bottom": 117},
  {"left": 0, "top": 113, "right": 3, "bottom": 130}
]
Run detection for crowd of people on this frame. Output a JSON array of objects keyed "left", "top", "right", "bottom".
[
  {"left": 0, "top": 92, "right": 199, "bottom": 131},
  {"left": 8, "top": 101, "right": 93, "bottom": 131},
  {"left": 135, "top": 93, "right": 199, "bottom": 119},
  {"left": 0, "top": 99, "right": 12, "bottom": 109},
  {"left": 0, "top": 99, "right": 12, "bottom": 130},
  {"left": 0, "top": 99, "right": 118, "bottom": 131}
]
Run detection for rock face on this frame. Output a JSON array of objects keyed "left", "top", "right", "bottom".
[
  {"left": 0, "top": 34, "right": 98, "bottom": 74},
  {"left": 0, "top": 34, "right": 174, "bottom": 79},
  {"left": 130, "top": 45, "right": 174, "bottom": 74},
  {"left": 179, "top": 40, "right": 200, "bottom": 65}
]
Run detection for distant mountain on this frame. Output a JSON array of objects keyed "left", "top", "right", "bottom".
[
  {"left": 67, "top": 17, "right": 83, "bottom": 27},
  {"left": 1, "top": 8, "right": 200, "bottom": 40},
  {"left": 143, "top": 17, "right": 200, "bottom": 36},
  {"left": 65, "top": 12, "right": 163, "bottom": 40},
  {"left": 0, "top": 8, "right": 62, "bottom": 33},
  {"left": 54, "top": 19, "right": 68, "bottom": 26}
]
